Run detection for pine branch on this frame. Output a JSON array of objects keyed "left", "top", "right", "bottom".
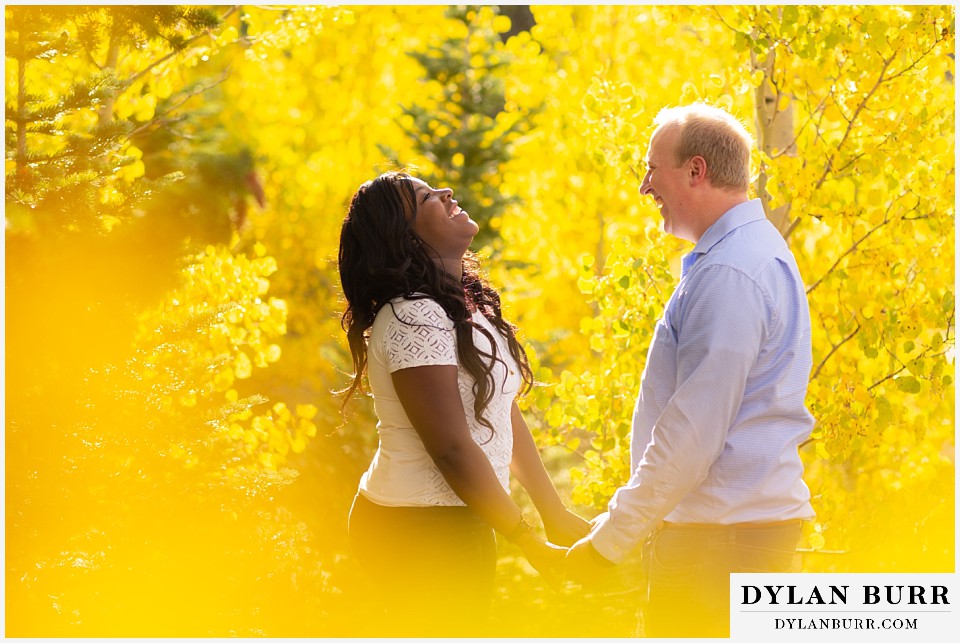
[{"left": 122, "top": 5, "right": 239, "bottom": 89}]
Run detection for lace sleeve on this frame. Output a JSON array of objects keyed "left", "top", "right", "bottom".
[{"left": 381, "top": 298, "right": 458, "bottom": 373}]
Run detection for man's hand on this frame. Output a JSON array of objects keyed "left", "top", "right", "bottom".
[{"left": 563, "top": 536, "right": 616, "bottom": 585}]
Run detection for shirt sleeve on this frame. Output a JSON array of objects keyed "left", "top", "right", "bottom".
[
  {"left": 589, "top": 264, "right": 771, "bottom": 563},
  {"left": 380, "top": 298, "right": 458, "bottom": 373}
]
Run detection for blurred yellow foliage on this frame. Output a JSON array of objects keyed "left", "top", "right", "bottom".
[{"left": 5, "top": 4, "right": 954, "bottom": 638}]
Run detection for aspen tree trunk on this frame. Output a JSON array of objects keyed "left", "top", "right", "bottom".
[
  {"left": 97, "top": 33, "right": 121, "bottom": 127},
  {"left": 752, "top": 46, "right": 798, "bottom": 240}
]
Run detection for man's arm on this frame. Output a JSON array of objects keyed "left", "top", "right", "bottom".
[{"left": 569, "top": 265, "right": 770, "bottom": 572}]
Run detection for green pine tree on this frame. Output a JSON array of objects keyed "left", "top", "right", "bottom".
[{"left": 381, "top": 5, "right": 534, "bottom": 247}]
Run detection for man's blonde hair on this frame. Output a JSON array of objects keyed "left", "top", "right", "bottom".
[{"left": 653, "top": 103, "right": 754, "bottom": 191}]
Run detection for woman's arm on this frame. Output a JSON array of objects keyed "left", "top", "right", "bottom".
[
  {"left": 391, "top": 364, "right": 564, "bottom": 571},
  {"left": 509, "top": 402, "right": 591, "bottom": 546}
]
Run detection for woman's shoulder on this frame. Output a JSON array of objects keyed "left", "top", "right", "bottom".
[{"left": 375, "top": 295, "right": 455, "bottom": 331}]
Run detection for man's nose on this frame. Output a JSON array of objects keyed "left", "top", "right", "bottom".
[{"left": 639, "top": 174, "right": 652, "bottom": 195}]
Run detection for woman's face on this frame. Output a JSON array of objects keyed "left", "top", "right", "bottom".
[{"left": 407, "top": 178, "right": 478, "bottom": 259}]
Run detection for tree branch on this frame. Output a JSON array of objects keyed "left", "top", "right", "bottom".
[
  {"left": 814, "top": 56, "right": 893, "bottom": 191},
  {"left": 806, "top": 215, "right": 892, "bottom": 295},
  {"left": 869, "top": 345, "right": 954, "bottom": 392},
  {"left": 811, "top": 322, "right": 860, "bottom": 380},
  {"left": 123, "top": 5, "right": 239, "bottom": 89},
  {"left": 768, "top": 93, "right": 831, "bottom": 160},
  {"left": 128, "top": 70, "right": 230, "bottom": 139},
  {"left": 884, "top": 32, "right": 949, "bottom": 83}
]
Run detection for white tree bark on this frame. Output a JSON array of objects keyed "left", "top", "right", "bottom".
[{"left": 752, "top": 47, "right": 798, "bottom": 239}]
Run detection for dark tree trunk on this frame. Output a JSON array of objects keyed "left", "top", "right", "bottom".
[{"left": 497, "top": 5, "right": 535, "bottom": 42}]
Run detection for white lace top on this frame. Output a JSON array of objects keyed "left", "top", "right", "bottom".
[{"left": 358, "top": 296, "right": 521, "bottom": 507}]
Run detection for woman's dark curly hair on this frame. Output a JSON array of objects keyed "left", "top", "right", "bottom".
[{"left": 338, "top": 171, "right": 533, "bottom": 434}]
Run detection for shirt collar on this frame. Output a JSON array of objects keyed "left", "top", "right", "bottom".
[{"left": 691, "top": 198, "right": 766, "bottom": 256}]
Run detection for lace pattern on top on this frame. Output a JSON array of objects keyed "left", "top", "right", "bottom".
[
  {"left": 374, "top": 296, "right": 519, "bottom": 505},
  {"left": 382, "top": 297, "right": 457, "bottom": 373}
]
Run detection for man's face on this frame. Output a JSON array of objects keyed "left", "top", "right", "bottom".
[{"left": 640, "top": 125, "right": 694, "bottom": 241}]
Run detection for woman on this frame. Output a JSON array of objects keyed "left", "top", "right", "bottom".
[{"left": 338, "top": 171, "right": 589, "bottom": 635}]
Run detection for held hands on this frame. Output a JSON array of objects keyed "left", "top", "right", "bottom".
[
  {"left": 506, "top": 514, "right": 613, "bottom": 589},
  {"left": 505, "top": 518, "right": 567, "bottom": 587},
  {"left": 562, "top": 536, "right": 617, "bottom": 586},
  {"left": 513, "top": 528, "right": 567, "bottom": 579},
  {"left": 543, "top": 507, "right": 592, "bottom": 547}
]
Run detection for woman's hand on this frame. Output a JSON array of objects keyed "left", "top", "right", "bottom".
[
  {"left": 508, "top": 404, "right": 592, "bottom": 548},
  {"left": 543, "top": 508, "right": 592, "bottom": 547},
  {"left": 513, "top": 529, "right": 567, "bottom": 579}
]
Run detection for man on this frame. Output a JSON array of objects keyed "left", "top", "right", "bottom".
[{"left": 563, "top": 103, "right": 815, "bottom": 638}]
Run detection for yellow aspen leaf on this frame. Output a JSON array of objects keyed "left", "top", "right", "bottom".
[
  {"left": 234, "top": 352, "right": 253, "bottom": 379},
  {"left": 545, "top": 403, "right": 564, "bottom": 427},
  {"left": 808, "top": 532, "right": 826, "bottom": 550},
  {"left": 815, "top": 442, "right": 830, "bottom": 460},
  {"left": 252, "top": 415, "right": 271, "bottom": 435},
  {"left": 133, "top": 94, "right": 156, "bottom": 121},
  {"left": 215, "top": 25, "right": 239, "bottom": 47},
  {"left": 577, "top": 275, "right": 595, "bottom": 294},
  {"left": 119, "top": 159, "right": 145, "bottom": 182},
  {"left": 895, "top": 376, "right": 921, "bottom": 394},
  {"left": 213, "top": 368, "right": 234, "bottom": 391},
  {"left": 272, "top": 402, "right": 291, "bottom": 420},
  {"left": 290, "top": 436, "right": 306, "bottom": 454},
  {"left": 258, "top": 452, "right": 279, "bottom": 470},
  {"left": 265, "top": 344, "right": 282, "bottom": 363},
  {"left": 272, "top": 435, "right": 290, "bottom": 456}
]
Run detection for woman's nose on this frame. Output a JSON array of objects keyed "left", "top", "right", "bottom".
[{"left": 438, "top": 188, "right": 454, "bottom": 200}]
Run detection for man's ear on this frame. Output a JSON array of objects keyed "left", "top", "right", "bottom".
[{"left": 688, "top": 156, "right": 707, "bottom": 185}]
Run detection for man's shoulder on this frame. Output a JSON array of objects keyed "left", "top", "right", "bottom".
[{"left": 703, "top": 218, "right": 790, "bottom": 276}]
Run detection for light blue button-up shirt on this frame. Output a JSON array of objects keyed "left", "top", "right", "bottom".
[{"left": 590, "top": 199, "right": 816, "bottom": 563}]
